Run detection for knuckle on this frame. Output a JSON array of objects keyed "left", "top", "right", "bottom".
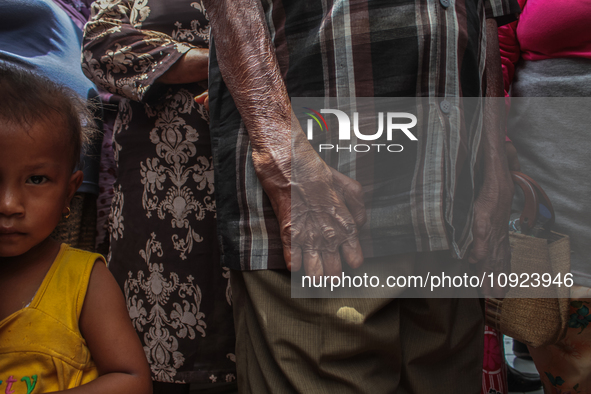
[
  {"left": 350, "top": 179, "right": 364, "bottom": 197},
  {"left": 342, "top": 220, "right": 358, "bottom": 237},
  {"left": 321, "top": 225, "right": 337, "bottom": 241},
  {"left": 281, "top": 222, "right": 294, "bottom": 243},
  {"left": 355, "top": 210, "right": 367, "bottom": 226}
]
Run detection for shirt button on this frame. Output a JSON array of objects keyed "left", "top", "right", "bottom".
[
  {"left": 440, "top": 0, "right": 450, "bottom": 8},
  {"left": 440, "top": 100, "right": 451, "bottom": 114}
]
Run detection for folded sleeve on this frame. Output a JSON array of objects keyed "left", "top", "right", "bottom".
[
  {"left": 81, "top": 0, "right": 194, "bottom": 102},
  {"left": 485, "top": 0, "right": 521, "bottom": 26}
]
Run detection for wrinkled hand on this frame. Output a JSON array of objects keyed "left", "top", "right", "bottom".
[
  {"left": 291, "top": 166, "right": 367, "bottom": 277},
  {"left": 254, "top": 129, "right": 366, "bottom": 278},
  {"left": 201, "top": 0, "right": 367, "bottom": 277},
  {"left": 469, "top": 171, "right": 514, "bottom": 298}
]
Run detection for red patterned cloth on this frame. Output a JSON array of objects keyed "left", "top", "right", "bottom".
[{"left": 482, "top": 325, "right": 508, "bottom": 394}]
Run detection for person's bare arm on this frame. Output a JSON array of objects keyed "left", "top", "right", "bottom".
[
  {"left": 469, "top": 18, "right": 514, "bottom": 298},
  {"left": 56, "top": 261, "right": 152, "bottom": 394},
  {"left": 203, "top": 0, "right": 366, "bottom": 277},
  {"left": 157, "top": 48, "right": 209, "bottom": 85}
]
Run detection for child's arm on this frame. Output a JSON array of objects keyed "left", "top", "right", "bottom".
[{"left": 57, "top": 260, "right": 152, "bottom": 394}]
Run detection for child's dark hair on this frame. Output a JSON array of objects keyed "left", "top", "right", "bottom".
[{"left": 0, "top": 62, "right": 96, "bottom": 169}]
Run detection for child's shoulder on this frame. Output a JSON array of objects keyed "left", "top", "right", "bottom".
[
  {"left": 36, "top": 245, "right": 107, "bottom": 318},
  {"left": 51, "top": 243, "right": 107, "bottom": 291},
  {"left": 59, "top": 244, "right": 106, "bottom": 264},
  {"left": 54, "top": 244, "right": 107, "bottom": 275}
]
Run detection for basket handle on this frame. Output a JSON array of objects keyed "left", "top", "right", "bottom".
[{"left": 511, "top": 171, "right": 555, "bottom": 234}]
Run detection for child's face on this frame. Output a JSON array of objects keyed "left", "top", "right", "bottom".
[{"left": 0, "top": 119, "right": 83, "bottom": 258}]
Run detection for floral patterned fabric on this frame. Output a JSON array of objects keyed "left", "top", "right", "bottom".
[
  {"left": 82, "top": 0, "right": 235, "bottom": 384},
  {"left": 529, "top": 286, "right": 591, "bottom": 394}
]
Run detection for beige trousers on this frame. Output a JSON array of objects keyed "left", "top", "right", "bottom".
[{"left": 231, "top": 252, "right": 484, "bottom": 394}]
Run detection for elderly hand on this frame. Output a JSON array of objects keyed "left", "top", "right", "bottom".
[
  {"left": 254, "top": 122, "right": 366, "bottom": 278},
  {"left": 201, "top": 0, "right": 366, "bottom": 276}
]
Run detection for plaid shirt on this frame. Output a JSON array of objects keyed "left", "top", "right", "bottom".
[{"left": 208, "top": 0, "right": 520, "bottom": 271}]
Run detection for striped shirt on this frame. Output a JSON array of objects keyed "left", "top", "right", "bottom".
[{"left": 208, "top": 0, "right": 520, "bottom": 271}]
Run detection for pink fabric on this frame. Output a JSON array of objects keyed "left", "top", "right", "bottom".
[{"left": 498, "top": 0, "right": 591, "bottom": 95}]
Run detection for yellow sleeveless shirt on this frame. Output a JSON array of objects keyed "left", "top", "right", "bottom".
[{"left": 0, "top": 244, "right": 103, "bottom": 393}]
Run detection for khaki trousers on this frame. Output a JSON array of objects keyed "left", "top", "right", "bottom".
[{"left": 231, "top": 252, "right": 484, "bottom": 394}]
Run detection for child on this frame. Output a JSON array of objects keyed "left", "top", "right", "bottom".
[{"left": 0, "top": 64, "right": 152, "bottom": 394}]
